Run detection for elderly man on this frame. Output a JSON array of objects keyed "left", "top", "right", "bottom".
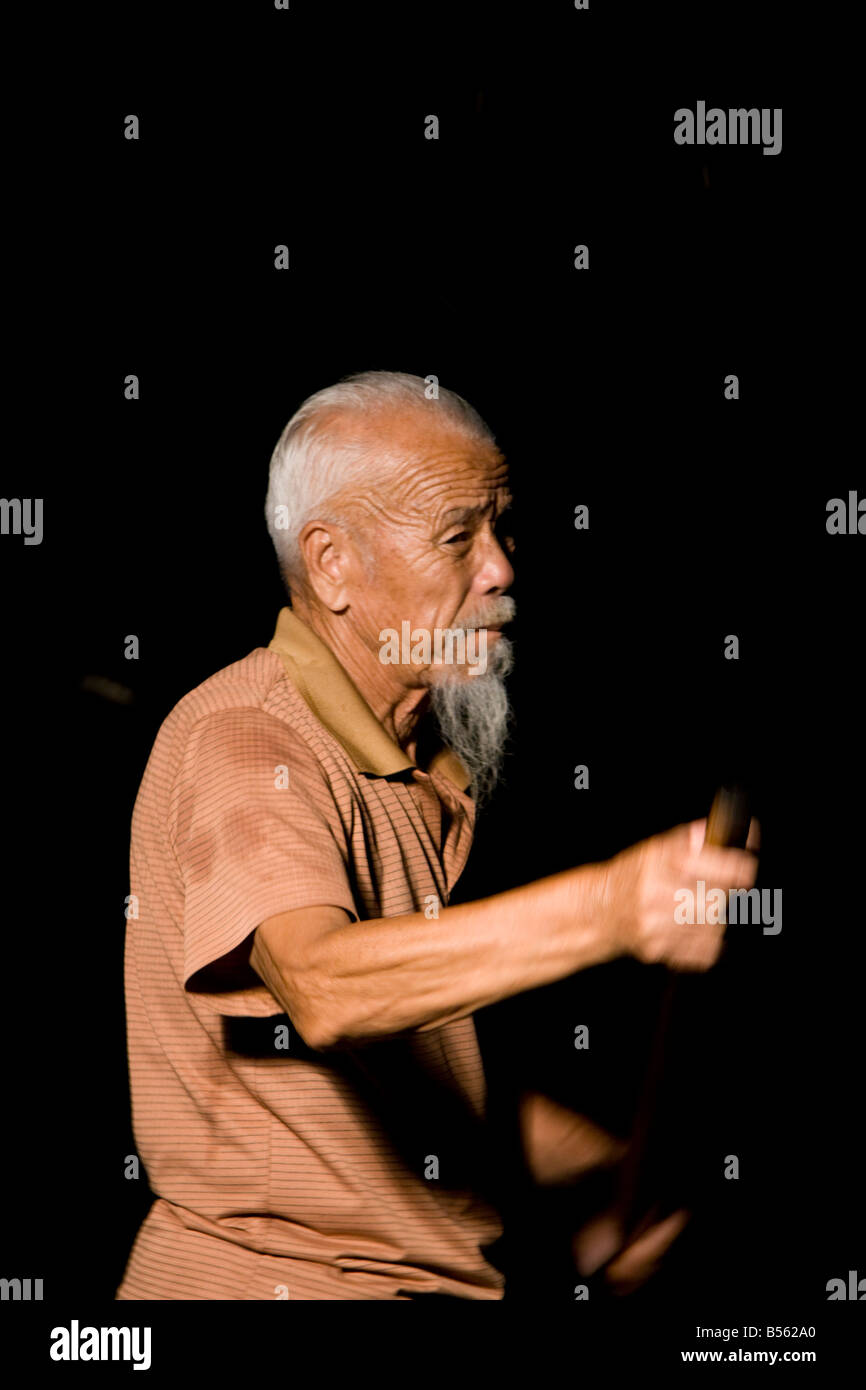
[{"left": 116, "top": 370, "right": 758, "bottom": 1301}]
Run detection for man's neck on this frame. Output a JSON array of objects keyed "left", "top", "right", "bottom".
[{"left": 289, "top": 597, "right": 430, "bottom": 751}]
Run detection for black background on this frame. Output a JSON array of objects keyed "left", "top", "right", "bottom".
[{"left": 3, "top": 0, "right": 862, "bottom": 1363}]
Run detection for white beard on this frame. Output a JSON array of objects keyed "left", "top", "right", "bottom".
[{"left": 428, "top": 634, "right": 514, "bottom": 810}]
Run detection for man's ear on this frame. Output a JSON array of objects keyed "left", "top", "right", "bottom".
[{"left": 297, "top": 518, "right": 359, "bottom": 612}]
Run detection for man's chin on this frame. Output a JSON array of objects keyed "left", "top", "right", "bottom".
[
  {"left": 424, "top": 663, "right": 487, "bottom": 687},
  {"left": 425, "top": 636, "right": 514, "bottom": 687},
  {"left": 426, "top": 642, "right": 515, "bottom": 809}
]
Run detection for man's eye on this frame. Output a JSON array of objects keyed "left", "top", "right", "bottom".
[{"left": 445, "top": 531, "right": 471, "bottom": 545}]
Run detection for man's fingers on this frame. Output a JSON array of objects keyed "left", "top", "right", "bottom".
[
  {"left": 688, "top": 845, "right": 759, "bottom": 887},
  {"left": 573, "top": 1213, "right": 624, "bottom": 1277},
  {"left": 687, "top": 819, "right": 708, "bottom": 854},
  {"left": 605, "top": 1208, "right": 690, "bottom": 1285}
]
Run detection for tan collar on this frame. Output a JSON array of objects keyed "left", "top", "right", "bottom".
[{"left": 268, "top": 607, "right": 472, "bottom": 793}]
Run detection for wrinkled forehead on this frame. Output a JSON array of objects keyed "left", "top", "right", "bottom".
[
  {"left": 393, "top": 442, "right": 509, "bottom": 513},
  {"left": 367, "top": 414, "right": 508, "bottom": 512},
  {"left": 322, "top": 406, "right": 510, "bottom": 535}
]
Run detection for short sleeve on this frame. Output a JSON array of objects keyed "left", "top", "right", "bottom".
[{"left": 170, "top": 707, "right": 358, "bottom": 1016}]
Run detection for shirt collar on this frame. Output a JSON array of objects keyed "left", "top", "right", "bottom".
[{"left": 267, "top": 607, "right": 472, "bottom": 794}]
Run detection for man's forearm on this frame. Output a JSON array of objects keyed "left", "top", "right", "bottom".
[
  {"left": 295, "top": 862, "right": 620, "bottom": 1048},
  {"left": 255, "top": 814, "right": 756, "bottom": 1049}
]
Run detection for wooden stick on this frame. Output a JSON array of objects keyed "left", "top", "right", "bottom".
[{"left": 611, "top": 784, "right": 751, "bottom": 1238}]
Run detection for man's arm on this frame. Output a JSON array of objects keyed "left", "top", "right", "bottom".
[
  {"left": 250, "top": 818, "right": 759, "bottom": 1051},
  {"left": 251, "top": 863, "right": 610, "bottom": 1050}
]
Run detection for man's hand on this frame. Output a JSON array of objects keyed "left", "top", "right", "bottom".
[
  {"left": 518, "top": 1090, "right": 625, "bottom": 1186},
  {"left": 574, "top": 1206, "right": 691, "bottom": 1295},
  {"left": 602, "top": 816, "right": 760, "bottom": 971}
]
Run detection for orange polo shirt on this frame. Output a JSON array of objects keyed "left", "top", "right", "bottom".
[{"left": 115, "top": 607, "right": 506, "bottom": 1300}]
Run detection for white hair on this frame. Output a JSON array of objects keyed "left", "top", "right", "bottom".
[{"left": 264, "top": 370, "right": 495, "bottom": 588}]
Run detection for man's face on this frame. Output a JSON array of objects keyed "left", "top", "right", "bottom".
[{"left": 340, "top": 408, "right": 516, "bottom": 685}]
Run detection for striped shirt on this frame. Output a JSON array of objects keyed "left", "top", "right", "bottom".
[{"left": 115, "top": 607, "right": 506, "bottom": 1300}]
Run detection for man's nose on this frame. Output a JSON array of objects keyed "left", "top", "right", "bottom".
[{"left": 473, "top": 527, "right": 515, "bottom": 593}]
